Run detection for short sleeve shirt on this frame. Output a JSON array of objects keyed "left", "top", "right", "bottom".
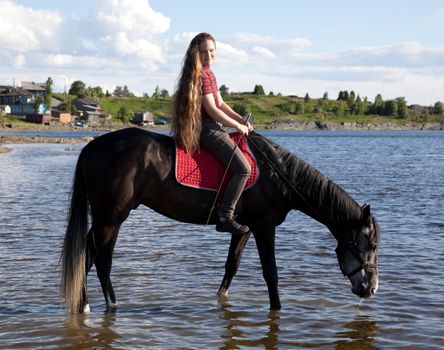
[{"left": 201, "top": 66, "right": 218, "bottom": 118}]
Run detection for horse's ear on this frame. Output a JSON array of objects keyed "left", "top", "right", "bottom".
[{"left": 362, "top": 204, "right": 371, "bottom": 222}]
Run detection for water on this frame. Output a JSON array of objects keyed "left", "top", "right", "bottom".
[{"left": 1, "top": 131, "right": 443, "bottom": 349}]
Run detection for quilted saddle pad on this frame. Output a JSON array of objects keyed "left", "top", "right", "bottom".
[{"left": 175, "top": 133, "right": 259, "bottom": 191}]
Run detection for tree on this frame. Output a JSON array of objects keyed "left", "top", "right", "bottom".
[
  {"left": 372, "top": 94, "right": 384, "bottom": 115},
  {"left": 219, "top": 84, "right": 229, "bottom": 96},
  {"left": 152, "top": 85, "right": 161, "bottom": 99},
  {"left": 396, "top": 97, "right": 408, "bottom": 119},
  {"left": 117, "top": 105, "right": 132, "bottom": 123},
  {"left": 86, "top": 86, "right": 104, "bottom": 99},
  {"left": 44, "top": 77, "right": 53, "bottom": 111},
  {"left": 160, "top": 89, "right": 169, "bottom": 100},
  {"left": 253, "top": 84, "right": 265, "bottom": 95},
  {"left": 337, "top": 90, "right": 349, "bottom": 101},
  {"left": 353, "top": 95, "right": 365, "bottom": 115},
  {"left": 383, "top": 100, "right": 398, "bottom": 116},
  {"left": 333, "top": 101, "right": 347, "bottom": 116},
  {"left": 323, "top": 92, "right": 329, "bottom": 100},
  {"left": 294, "top": 101, "right": 305, "bottom": 114},
  {"left": 113, "top": 86, "right": 123, "bottom": 97},
  {"left": 348, "top": 90, "right": 356, "bottom": 103},
  {"left": 33, "top": 96, "right": 43, "bottom": 113},
  {"left": 433, "top": 101, "right": 444, "bottom": 115},
  {"left": 113, "top": 85, "right": 134, "bottom": 97},
  {"left": 233, "top": 103, "right": 251, "bottom": 116},
  {"left": 69, "top": 80, "right": 86, "bottom": 98},
  {"left": 304, "top": 93, "right": 310, "bottom": 102}
]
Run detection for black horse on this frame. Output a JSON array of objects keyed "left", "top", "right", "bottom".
[{"left": 61, "top": 128, "right": 380, "bottom": 313}]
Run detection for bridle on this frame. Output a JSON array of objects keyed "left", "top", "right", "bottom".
[{"left": 335, "top": 220, "right": 378, "bottom": 278}]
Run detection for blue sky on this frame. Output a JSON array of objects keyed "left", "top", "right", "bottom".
[{"left": 1, "top": 0, "right": 444, "bottom": 105}]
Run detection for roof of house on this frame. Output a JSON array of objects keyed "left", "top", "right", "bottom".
[
  {"left": 21, "top": 81, "right": 46, "bottom": 91},
  {"left": 0, "top": 87, "right": 33, "bottom": 97},
  {"left": 72, "top": 97, "right": 101, "bottom": 106}
]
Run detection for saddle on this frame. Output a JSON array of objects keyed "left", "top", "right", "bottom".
[{"left": 175, "top": 133, "right": 259, "bottom": 191}]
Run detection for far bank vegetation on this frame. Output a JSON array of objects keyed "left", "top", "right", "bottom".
[{"left": 6, "top": 78, "right": 442, "bottom": 128}]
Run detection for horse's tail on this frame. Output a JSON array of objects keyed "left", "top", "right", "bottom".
[{"left": 60, "top": 154, "right": 88, "bottom": 313}]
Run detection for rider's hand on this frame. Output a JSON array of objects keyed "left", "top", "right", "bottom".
[
  {"left": 246, "top": 121, "right": 254, "bottom": 132},
  {"left": 237, "top": 123, "right": 249, "bottom": 135}
]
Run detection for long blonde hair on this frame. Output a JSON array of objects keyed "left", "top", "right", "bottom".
[{"left": 172, "top": 32, "right": 216, "bottom": 153}]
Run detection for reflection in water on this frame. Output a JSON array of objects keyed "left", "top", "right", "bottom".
[
  {"left": 335, "top": 314, "right": 380, "bottom": 350},
  {"left": 63, "top": 311, "right": 120, "bottom": 349},
  {"left": 219, "top": 308, "right": 280, "bottom": 350}
]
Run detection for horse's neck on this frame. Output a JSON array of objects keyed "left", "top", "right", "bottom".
[{"left": 284, "top": 153, "right": 362, "bottom": 229}]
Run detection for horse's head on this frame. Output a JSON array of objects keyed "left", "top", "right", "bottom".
[{"left": 335, "top": 204, "right": 380, "bottom": 298}]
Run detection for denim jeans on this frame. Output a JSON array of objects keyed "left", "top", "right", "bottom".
[{"left": 200, "top": 119, "right": 251, "bottom": 219}]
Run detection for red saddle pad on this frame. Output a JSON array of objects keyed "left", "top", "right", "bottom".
[{"left": 175, "top": 133, "right": 259, "bottom": 191}]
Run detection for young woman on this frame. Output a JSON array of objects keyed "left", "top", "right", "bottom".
[{"left": 172, "top": 32, "right": 254, "bottom": 235}]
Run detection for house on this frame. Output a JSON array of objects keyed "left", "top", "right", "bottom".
[
  {"left": 51, "top": 111, "right": 73, "bottom": 124},
  {"left": 26, "top": 113, "right": 52, "bottom": 125},
  {"left": 133, "top": 111, "right": 154, "bottom": 126},
  {"left": 0, "top": 105, "right": 11, "bottom": 115},
  {"left": 21, "top": 81, "right": 46, "bottom": 97},
  {"left": 0, "top": 83, "right": 49, "bottom": 115},
  {"left": 70, "top": 98, "right": 103, "bottom": 124},
  {"left": 0, "top": 87, "right": 33, "bottom": 106}
]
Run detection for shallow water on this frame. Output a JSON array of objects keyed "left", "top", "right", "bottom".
[{"left": 1, "top": 131, "right": 443, "bottom": 349}]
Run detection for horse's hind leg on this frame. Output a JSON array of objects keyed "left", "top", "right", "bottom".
[
  {"left": 86, "top": 223, "right": 121, "bottom": 311},
  {"left": 95, "top": 225, "right": 120, "bottom": 310},
  {"left": 217, "top": 232, "right": 251, "bottom": 302},
  {"left": 78, "top": 228, "right": 97, "bottom": 313}
]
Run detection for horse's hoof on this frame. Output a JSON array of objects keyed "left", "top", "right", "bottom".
[
  {"left": 217, "top": 290, "right": 229, "bottom": 305},
  {"left": 83, "top": 304, "right": 91, "bottom": 313}
]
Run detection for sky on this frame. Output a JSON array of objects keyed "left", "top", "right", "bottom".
[{"left": 1, "top": 0, "right": 444, "bottom": 105}]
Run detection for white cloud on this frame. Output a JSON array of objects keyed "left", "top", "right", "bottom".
[
  {"left": 0, "top": 0, "right": 170, "bottom": 70},
  {"left": 233, "top": 33, "right": 311, "bottom": 52},
  {"left": 14, "top": 54, "right": 26, "bottom": 67},
  {"left": 217, "top": 42, "right": 249, "bottom": 64},
  {"left": 251, "top": 46, "right": 276, "bottom": 59},
  {"left": 0, "top": 0, "right": 62, "bottom": 52}
]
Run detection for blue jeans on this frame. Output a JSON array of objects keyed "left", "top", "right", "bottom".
[{"left": 200, "top": 119, "right": 251, "bottom": 219}]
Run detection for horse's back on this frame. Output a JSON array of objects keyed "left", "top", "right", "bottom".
[{"left": 78, "top": 128, "right": 174, "bottom": 215}]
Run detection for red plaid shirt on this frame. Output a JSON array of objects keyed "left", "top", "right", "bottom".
[{"left": 201, "top": 66, "right": 218, "bottom": 118}]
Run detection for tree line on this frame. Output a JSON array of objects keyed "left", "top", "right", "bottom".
[{"left": 58, "top": 79, "right": 444, "bottom": 119}]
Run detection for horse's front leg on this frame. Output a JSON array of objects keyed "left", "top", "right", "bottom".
[
  {"left": 217, "top": 232, "right": 251, "bottom": 302},
  {"left": 253, "top": 226, "right": 281, "bottom": 310}
]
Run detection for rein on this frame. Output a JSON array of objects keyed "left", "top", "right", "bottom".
[
  {"left": 247, "top": 134, "right": 376, "bottom": 278},
  {"left": 246, "top": 134, "right": 322, "bottom": 218}
]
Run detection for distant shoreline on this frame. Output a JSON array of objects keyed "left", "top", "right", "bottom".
[{"left": 1, "top": 119, "right": 443, "bottom": 152}]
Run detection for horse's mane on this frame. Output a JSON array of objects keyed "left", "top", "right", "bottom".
[{"left": 249, "top": 133, "right": 362, "bottom": 223}]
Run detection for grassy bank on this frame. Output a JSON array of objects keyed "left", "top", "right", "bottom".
[{"left": 2, "top": 93, "right": 443, "bottom": 130}]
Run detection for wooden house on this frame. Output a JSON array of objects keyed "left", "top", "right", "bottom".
[
  {"left": 51, "top": 111, "right": 73, "bottom": 124},
  {"left": 133, "top": 111, "right": 154, "bottom": 126},
  {"left": 0, "top": 83, "right": 48, "bottom": 115},
  {"left": 26, "top": 113, "right": 52, "bottom": 125},
  {"left": 70, "top": 98, "right": 103, "bottom": 124}
]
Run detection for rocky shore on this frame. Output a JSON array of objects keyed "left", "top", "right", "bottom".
[
  {"left": 1, "top": 119, "right": 442, "bottom": 154},
  {"left": 265, "top": 120, "right": 444, "bottom": 131}
]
